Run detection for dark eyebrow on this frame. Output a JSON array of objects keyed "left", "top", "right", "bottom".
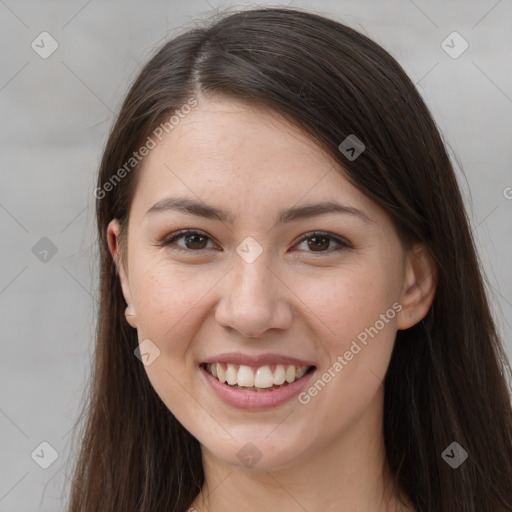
[{"left": 144, "top": 196, "right": 372, "bottom": 224}]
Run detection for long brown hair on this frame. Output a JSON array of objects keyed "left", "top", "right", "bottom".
[{"left": 66, "top": 7, "right": 512, "bottom": 511}]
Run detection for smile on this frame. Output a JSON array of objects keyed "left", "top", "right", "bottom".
[
  {"left": 203, "top": 362, "right": 314, "bottom": 391},
  {"left": 200, "top": 355, "right": 318, "bottom": 409}
]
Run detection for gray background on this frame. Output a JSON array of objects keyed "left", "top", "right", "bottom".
[{"left": 1, "top": 0, "right": 511, "bottom": 510}]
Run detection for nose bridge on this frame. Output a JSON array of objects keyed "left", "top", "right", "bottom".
[
  {"left": 232, "top": 247, "right": 277, "bottom": 307},
  {"left": 231, "top": 233, "right": 275, "bottom": 294},
  {"left": 215, "top": 245, "right": 292, "bottom": 337}
]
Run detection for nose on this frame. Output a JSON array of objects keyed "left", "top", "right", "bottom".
[{"left": 214, "top": 253, "right": 293, "bottom": 338}]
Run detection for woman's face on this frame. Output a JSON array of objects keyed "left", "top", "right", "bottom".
[{"left": 108, "top": 96, "right": 433, "bottom": 471}]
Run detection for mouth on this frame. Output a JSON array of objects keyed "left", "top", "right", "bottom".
[{"left": 201, "top": 362, "right": 316, "bottom": 392}]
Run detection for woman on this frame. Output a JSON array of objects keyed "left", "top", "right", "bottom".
[{"left": 67, "top": 6, "right": 512, "bottom": 512}]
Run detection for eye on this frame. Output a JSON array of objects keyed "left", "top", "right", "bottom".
[
  {"left": 293, "top": 231, "right": 351, "bottom": 254},
  {"left": 160, "top": 229, "right": 218, "bottom": 253}
]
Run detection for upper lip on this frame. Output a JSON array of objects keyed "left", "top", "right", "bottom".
[{"left": 201, "top": 352, "right": 316, "bottom": 368}]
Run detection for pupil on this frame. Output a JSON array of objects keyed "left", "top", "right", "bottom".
[
  {"left": 309, "top": 236, "right": 329, "bottom": 251},
  {"left": 186, "top": 234, "right": 206, "bottom": 249}
]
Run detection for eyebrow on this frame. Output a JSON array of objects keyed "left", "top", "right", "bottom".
[{"left": 144, "top": 196, "right": 372, "bottom": 225}]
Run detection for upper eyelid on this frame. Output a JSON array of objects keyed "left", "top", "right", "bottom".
[{"left": 163, "top": 229, "right": 217, "bottom": 246}]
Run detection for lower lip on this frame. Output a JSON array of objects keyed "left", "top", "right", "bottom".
[{"left": 200, "top": 365, "right": 317, "bottom": 410}]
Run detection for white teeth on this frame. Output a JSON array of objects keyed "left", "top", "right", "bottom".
[
  {"left": 254, "top": 365, "right": 274, "bottom": 388},
  {"left": 206, "top": 363, "right": 311, "bottom": 389},
  {"left": 295, "top": 366, "right": 307, "bottom": 379},
  {"left": 226, "top": 364, "right": 237, "bottom": 385},
  {"left": 237, "top": 365, "right": 255, "bottom": 387},
  {"left": 216, "top": 363, "right": 226, "bottom": 383},
  {"left": 273, "top": 364, "right": 286, "bottom": 385},
  {"left": 285, "top": 365, "right": 296, "bottom": 383}
]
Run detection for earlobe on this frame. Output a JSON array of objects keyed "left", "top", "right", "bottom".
[
  {"left": 107, "top": 219, "right": 138, "bottom": 328},
  {"left": 124, "top": 303, "right": 138, "bottom": 328},
  {"left": 396, "top": 244, "right": 437, "bottom": 330}
]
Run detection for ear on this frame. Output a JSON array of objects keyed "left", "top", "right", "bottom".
[
  {"left": 396, "top": 244, "right": 437, "bottom": 330},
  {"left": 107, "top": 219, "right": 137, "bottom": 328}
]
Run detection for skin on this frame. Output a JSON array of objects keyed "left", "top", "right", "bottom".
[{"left": 107, "top": 95, "right": 436, "bottom": 512}]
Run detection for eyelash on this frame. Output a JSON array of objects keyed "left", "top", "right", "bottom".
[{"left": 159, "top": 229, "right": 352, "bottom": 255}]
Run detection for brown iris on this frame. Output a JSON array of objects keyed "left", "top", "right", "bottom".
[
  {"left": 184, "top": 233, "right": 208, "bottom": 250},
  {"left": 307, "top": 235, "right": 330, "bottom": 251}
]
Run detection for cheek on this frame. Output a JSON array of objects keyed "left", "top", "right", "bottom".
[
  {"left": 297, "top": 261, "right": 399, "bottom": 345},
  {"left": 293, "top": 263, "right": 399, "bottom": 421},
  {"left": 129, "top": 265, "right": 223, "bottom": 383},
  {"left": 133, "top": 263, "right": 214, "bottom": 332},
  {"left": 130, "top": 267, "right": 216, "bottom": 422}
]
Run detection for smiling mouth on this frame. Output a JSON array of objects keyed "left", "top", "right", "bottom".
[{"left": 202, "top": 362, "right": 316, "bottom": 392}]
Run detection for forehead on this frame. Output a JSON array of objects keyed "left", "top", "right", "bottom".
[
  {"left": 130, "top": 96, "right": 383, "bottom": 224},
  {"left": 143, "top": 97, "right": 336, "bottom": 180}
]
